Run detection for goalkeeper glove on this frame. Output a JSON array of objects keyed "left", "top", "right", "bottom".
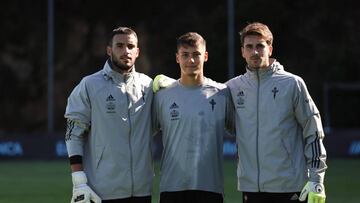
[
  {"left": 299, "top": 181, "right": 326, "bottom": 203},
  {"left": 71, "top": 171, "right": 101, "bottom": 203},
  {"left": 153, "top": 74, "right": 176, "bottom": 93}
]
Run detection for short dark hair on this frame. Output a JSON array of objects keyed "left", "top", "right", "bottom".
[
  {"left": 176, "top": 32, "right": 206, "bottom": 51},
  {"left": 239, "top": 22, "right": 273, "bottom": 46},
  {"left": 108, "top": 26, "right": 138, "bottom": 46}
]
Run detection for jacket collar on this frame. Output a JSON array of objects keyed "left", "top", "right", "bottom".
[
  {"left": 245, "top": 59, "right": 283, "bottom": 81},
  {"left": 102, "top": 59, "right": 135, "bottom": 84}
]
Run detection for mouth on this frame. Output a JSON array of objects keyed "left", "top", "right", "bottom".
[
  {"left": 121, "top": 56, "right": 131, "bottom": 59},
  {"left": 250, "top": 58, "right": 261, "bottom": 65},
  {"left": 120, "top": 57, "right": 131, "bottom": 62}
]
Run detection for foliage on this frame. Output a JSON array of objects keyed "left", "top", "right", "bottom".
[{"left": 0, "top": 0, "right": 359, "bottom": 132}]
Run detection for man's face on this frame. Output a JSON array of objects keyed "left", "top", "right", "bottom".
[
  {"left": 107, "top": 34, "right": 139, "bottom": 73},
  {"left": 241, "top": 35, "right": 272, "bottom": 69},
  {"left": 176, "top": 43, "right": 208, "bottom": 77}
]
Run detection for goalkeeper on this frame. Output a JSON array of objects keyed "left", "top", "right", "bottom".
[
  {"left": 154, "top": 22, "right": 327, "bottom": 203},
  {"left": 226, "top": 22, "right": 327, "bottom": 203},
  {"left": 65, "top": 27, "right": 154, "bottom": 203}
]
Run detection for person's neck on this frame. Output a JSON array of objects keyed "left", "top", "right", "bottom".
[
  {"left": 180, "top": 74, "right": 204, "bottom": 87},
  {"left": 108, "top": 60, "right": 133, "bottom": 75},
  {"left": 248, "top": 58, "right": 275, "bottom": 71},
  {"left": 115, "top": 66, "right": 133, "bottom": 75}
]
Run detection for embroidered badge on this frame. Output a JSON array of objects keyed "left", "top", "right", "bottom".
[
  {"left": 170, "top": 102, "right": 179, "bottom": 120},
  {"left": 272, "top": 87, "right": 279, "bottom": 99},
  {"left": 106, "top": 94, "right": 116, "bottom": 113},
  {"left": 236, "top": 90, "right": 245, "bottom": 108},
  {"left": 209, "top": 99, "right": 216, "bottom": 111}
]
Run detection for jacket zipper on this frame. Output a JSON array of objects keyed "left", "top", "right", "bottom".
[
  {"left": 256, "top": 69, "right": 261, "bottom": 192},
  {"left": 125, "top": 85, "right": 134, "bottom": 195}
]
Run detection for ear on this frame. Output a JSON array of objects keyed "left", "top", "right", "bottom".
[
  {"left": 204, "top": 51, "right": 209, "bottom": 62},
  {"left": 106, "top": 46, "right": 112, "bottom": 57},
  {"left": 241, "top": 46, "right": 245, "bottom": 58},
  {"left": 135, "top": 47, "right": 140, "bottom": 58},
  {"left": 175, "top": 53, "right": 180, "bottom": 64},
  {"left": 269, "top": 45, "right": 273, "bottom": 56}
]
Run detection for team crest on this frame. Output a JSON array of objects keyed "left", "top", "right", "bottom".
[
  {"left": 209, "top": 99, "right": 216, "bottom": 111},
  {"left": 271, "top": 87, "right": 279, "bottom": 99}
]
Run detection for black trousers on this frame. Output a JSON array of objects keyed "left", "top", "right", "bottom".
[
  {"left": 160, "top": 190, "right": 223, "bottom": 203},
  {"left": 102, "top": 196, "right": 151, "bottom": 203},
  {"left": 242, "top": 192, "right": 303, "bottom": 203}
]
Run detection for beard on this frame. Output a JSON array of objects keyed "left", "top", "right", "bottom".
[{"left": 111, "top": 54, "right": 133, "bottom": 72}]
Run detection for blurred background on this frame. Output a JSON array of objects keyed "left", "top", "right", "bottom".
[
  {"left": 0, "top": 0, "right": 359, "bottom": 133},
  {"left": 0, "top": 0, "right": 359, "bottom": 202}
]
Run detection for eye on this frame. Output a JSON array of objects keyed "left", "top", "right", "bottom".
[
  {"left": 256, "top": 44, "right": 265, "bottom": 50},
  {"left": 244, "top": 44, "right": 253, "bottom": 50},
  {"left": 181, "top": 53, "right": 189, "bottom": 58},
  {"left": 116, "top": 43, "right": 124, "bottom": 48},
  {"left": 127, "top": 44, "right": 136, "bottom": 49},
  {"left": 193, "top": 52, "right": 201, "bottom": 57}
]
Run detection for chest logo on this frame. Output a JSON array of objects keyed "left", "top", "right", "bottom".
[
  {"left": 106, "top": 94, "right": 116, "bottom": 113},
  {"left": 170, "top": 102, "right": 179, "bottom": 120},
  {"left": 272, "top": 87, "right": 279, "bottom": 99},
  {"left": 236, "top": 90, "right": 245, "bottom": 108},
  {"left": 209, "top": 99, "right": 216, "bottom": 111}
]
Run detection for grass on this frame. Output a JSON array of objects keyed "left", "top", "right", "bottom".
[{"left": 0, "top": 159, "right": 358, "bottom": 203}]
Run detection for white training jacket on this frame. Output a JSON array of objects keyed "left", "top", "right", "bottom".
[
  {"left": 65, "top": 60, "right": 154, "bottom": 200},
  {"left": 226, "top": 60, "right": 327, "bottom": 193}
]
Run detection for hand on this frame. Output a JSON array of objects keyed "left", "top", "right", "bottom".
[
  {"left": 299, "top": 181, "right": 326, "bottom": 203},
  {"left": 71, "top": 171, "right": 101, "bottom": 203},
  {"left": 153, "top": 74, "right": 176, "bottom": 93}
]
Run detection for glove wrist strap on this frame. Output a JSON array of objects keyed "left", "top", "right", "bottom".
[{"left": 72, "top": 171, "right": 87, "bottom": 187}]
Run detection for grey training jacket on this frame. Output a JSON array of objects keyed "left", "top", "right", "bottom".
[
  {"left": 153, "top": 78, "right": 235, "bottom": 194},
  {"left": 226, "top": 60, "right": 327, "bottom": 193},
  {"left": 65, "top": 60, "right": 154, "bottom": 200}
]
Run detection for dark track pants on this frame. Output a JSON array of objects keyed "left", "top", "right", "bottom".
[
  {"left": 102, "top": 196, "right": 151, "bottom": 203},
  {"left": 242, "top": 192, "right": 303, "bottom": 203},
  {"left": 160, "top": 190, "right": 223, "bottom": 203}
]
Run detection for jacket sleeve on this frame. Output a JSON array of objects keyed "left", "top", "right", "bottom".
[
  {"left": 225, "top": 87, "right": 236, "bottom": 136},
  {"left": 294, "top": 78, "right": 327, "bottom": 184},
  {"left": 151, "top": 89, "right": 161, "bottom": 136},
  {"left": 64, "top": 78, "right": 91, "bottom": 157}
]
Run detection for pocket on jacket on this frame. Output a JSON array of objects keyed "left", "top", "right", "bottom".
[
  {"left": 236, "top": 150, "right": 245, "bottom": 178},
  {"left": 281, "top": 137, "right": 296, "bottom": 173},
  {"left": 95, "top": 145, "right": 105, "bottom": 169}
]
